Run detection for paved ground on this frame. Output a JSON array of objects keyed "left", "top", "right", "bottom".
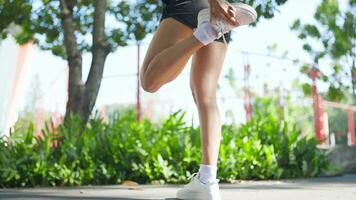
[{"left": 1, "top": 174, "right": 356, "bottom": 200}]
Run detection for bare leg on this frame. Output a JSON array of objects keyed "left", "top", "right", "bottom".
[
  {"left": 140, "top": 18, "right": 204, "bottom": 93},
  {"left": 190, "top": 41, "right": 228, "bottom": 165}
]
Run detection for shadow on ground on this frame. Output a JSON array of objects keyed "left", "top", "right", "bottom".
[
  {"left": 0, "top": 174, "right": 355, "bottom": 200},
  {"left": 0, "top": 190, "right": 179, "bottom": 200},
  {"left": 0, "top": 193, "right": 152, "bottom": 200}
]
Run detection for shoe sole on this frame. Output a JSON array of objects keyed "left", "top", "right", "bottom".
[
  {"left": 177, "top": 190, "right": 221, "bottom": 200},
  {"left": 197, "top": 3, "right": 257, "bottom": 27},
  {"left": 233, "top": 2, "right": 258, "bottom": 23},
  {"left": 177, "top": 192, "right": 221, "bottom": 200}
]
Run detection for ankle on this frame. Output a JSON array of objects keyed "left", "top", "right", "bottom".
[
  {"left": 198, "top": 164, "right": 217, "bottom": 184},
  {"left": 193, "top": 22, "right": 219, "bottom": 46}
]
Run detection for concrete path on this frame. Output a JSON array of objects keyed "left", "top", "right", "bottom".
[{"left": 1, "top": 174, "right": 355, "bottom": 200}]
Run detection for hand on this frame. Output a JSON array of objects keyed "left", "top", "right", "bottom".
[{"left": 208, "top": 0, "right": 239, "bottom": 26}]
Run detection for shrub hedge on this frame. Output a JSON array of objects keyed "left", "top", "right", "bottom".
[{"left": 0, "top": 109, "right": 329, "bottom": 187}]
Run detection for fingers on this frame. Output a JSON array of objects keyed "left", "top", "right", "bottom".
[
  {"left": 226, "top": 5, "right": 239, "bottom": 25},
  {"left": 208, "top": 1, "right": 239, "bottom": 26},
  {"left": 217, "top": 7, "right": 238, "bottom": 26},
  {"left": 227, "top": 6, "right": 236, "bottom": 17},
  {"left": 228, "top": 5, "right": 237, "bottom": 14}
]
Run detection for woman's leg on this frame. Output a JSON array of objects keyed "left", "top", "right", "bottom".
[
  {"left": 140, "top": 18, "right": 205, "bottom": 93},
  {"left": 190, "top": 41, "right": 228, "bottom": 167}
]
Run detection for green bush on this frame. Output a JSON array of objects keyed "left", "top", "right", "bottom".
[{"left": 0, "top": 109, "right": 329, "bottom": 187}]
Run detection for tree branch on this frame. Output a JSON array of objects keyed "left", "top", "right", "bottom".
[{"left": 60, "top": 0, "right": 81, "bottom": 63}]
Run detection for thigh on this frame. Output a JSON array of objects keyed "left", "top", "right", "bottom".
[
  {"left": 141, "top": 18, "right": 193, "bottom": 73},
  {"left": 190, "top": 41, "right": 228, "bottom": 100}
]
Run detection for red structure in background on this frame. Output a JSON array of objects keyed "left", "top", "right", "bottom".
[
  {"left": 323, "top": 100, "right": 356, "bottom": 145},
  {"left": 347, "top": 108, "right": 356, "bottom": 144},
  {"left": 35, "top": 97, "right": 44, "bottom": 136},
  {"left": 308, "top": 66, "right": 356, "bottom": 145},
  {"left": 6, "top": 42, "right": 33, "bottom": 134},
  {"left": 308, "top": 66, "right": 326, "bottom": 143},
  {"left": 243, "top": 53, "right": 252, "bottom": 121},
  {"left": 136, "top": 43, "right": 142, "bottom": 121}
]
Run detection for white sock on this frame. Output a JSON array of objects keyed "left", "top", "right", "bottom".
[
  {"left": 193, "top": 22, "right": 219, "bottom": 46},
  {"left": 198, "top": 164, "right": 217, "bottom": 184}
]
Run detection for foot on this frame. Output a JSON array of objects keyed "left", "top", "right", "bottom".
[
  {"left": 176, "top": 173, "right": 221, "bottom": 200},
  {"left": 193, "top": 3, "right": 257, "bottom": 45},
  {"left": 198, "top": 2, "right": 258, "bottom": 29}
]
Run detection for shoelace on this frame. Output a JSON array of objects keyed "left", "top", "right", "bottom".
[
  {"left": 188, "top": 172, "right": 198, "bottom": 180},
  {"left": 187, "top": 172, "right": 220, "bottom": 185},
  {"left": 221, "top": 33, "right": 228, "bottom": 46},
  {"left": 182, "top": 172, "right": 198, "bottom": 188},
  {"left": 214, "top": 20, "right": 228, "bottom": 47}
]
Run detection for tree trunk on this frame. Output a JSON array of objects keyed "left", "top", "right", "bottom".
[
  {"left": 60, "top": 0, "right": 85, "bottom": 121},
  {"left": 60, "top": 0, "right": 110, "bottom": 124},
  {"left": 82, "top": 0, "right": 110, "bottom": 122}
]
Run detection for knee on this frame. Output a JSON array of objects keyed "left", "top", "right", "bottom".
[
  {"left": 196, "top": 96, "right": 217, "bottom": 107},
  {"left": 140, "top": 70, "right": 160, "bottom": 93},
  {"left": 191, "top": 89, "right": 217, "bottom": 108}
]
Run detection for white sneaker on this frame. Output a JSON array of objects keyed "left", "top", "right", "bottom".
[
  {"left": 176, "top": 173, "right": 221, "bottom": 200},
  {"left": 198, "top": 3, "right": 258, "bottom": 27},
  {"left": 197, "top": 3, "right": 257, "bottom": 44}
]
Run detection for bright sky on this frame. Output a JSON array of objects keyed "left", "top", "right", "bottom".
[{"left": 8, "top": 0, "right": 324, "bottom": 126}]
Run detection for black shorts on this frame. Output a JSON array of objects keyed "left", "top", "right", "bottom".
[{"left": 159, "top": 0, "right": 232, "bottom": 44}]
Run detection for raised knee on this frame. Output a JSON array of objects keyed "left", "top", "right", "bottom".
[{"left": 140, "top": 74, "right": 160, "bottom": 93}]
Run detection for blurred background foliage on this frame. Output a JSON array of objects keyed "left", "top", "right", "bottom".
[
  {"left": 292, "top": 0, "right": 355, "bottom": 101},
  {"left": 0, "top": 0, "right": 289, "bottom": 58}
]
